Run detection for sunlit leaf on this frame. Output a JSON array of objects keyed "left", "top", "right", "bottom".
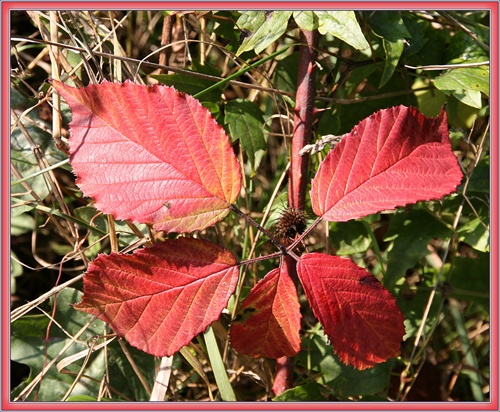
[
  {"left": 230, "top": 266, "right": 301, "bottom": 358},
  {"left": 236, "top": 11, "right": 293, "bottom": 55},
  {"left": 51, "top": 80, "right": 241, "bottom": 233},
  {"left": 434, "top": 66, "right": 489, "bottom": 108},
  {"left": 297, "top": 253, "right": 405, "bottom": 370},
  {"left": 75, "top": 238, "right": 239, "bottom": 357},
  {"left": 314, "top": 11, "right": 370, "bottom": 50},
  {"left": 310, "top": 105, "right": 463, "bottom": 222}
]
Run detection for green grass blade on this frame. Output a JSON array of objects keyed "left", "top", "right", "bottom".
[
  {"left": 204, "top": 326, "right": 236, "bottom": 401},
  {"left": 10, "top": 158, "right": 70, "bottom": 187}
]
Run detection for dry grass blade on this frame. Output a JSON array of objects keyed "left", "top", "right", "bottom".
[{"left": 150, "top": 356, "right": 173, "bottom": 401}]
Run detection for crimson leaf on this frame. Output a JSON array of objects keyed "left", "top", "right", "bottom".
[
  {"left": 311, "top": 105, "right": 463, "bottom": 221},
  {"left": 51, "top": 80, "right": 241, "bottom": 233},
  {"left": 297, "top": 253, "right": 405, "bottom": 370},
  {"left": 74, "top": 237, "right": 239, "bottom": 357},
  {"left": 229, "top": 266, "right": 302, "bottom": 358}
]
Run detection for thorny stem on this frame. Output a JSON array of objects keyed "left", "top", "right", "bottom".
[
  {"left": 273, "top": 29, "right": 319, "bottom": 397},
  {"left": 288, "top": 31, "right": 319, "bottom": 210},
  {"left": 273, "top": 356, "right": 294, "bottom": 397}
]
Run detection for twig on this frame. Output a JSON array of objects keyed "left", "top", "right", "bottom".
[
  {"left": 158, "top": 14, "right": 175, "bottom": 72},
  {"left": 228, "top": 204, "right": 287, "bottom": 255},
  {"left": 405, "top": 61, "right": 489, "bottom": 71}
]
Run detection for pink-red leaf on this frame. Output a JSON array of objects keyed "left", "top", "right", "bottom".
[
  {"left": 229, "top": 266, "right": 301, "bottom": 358},
  {"left": 310, "top": 105, "right": 463, "bottom": 221},
  {"left": 297, "top": 253, "right": 405, "bottom": 370},
  {"left": 51, "top": 80, "right": 241, "bottom": 233},
  {"left": 74, "top": 237, "right": 239, "bottom": 357}
]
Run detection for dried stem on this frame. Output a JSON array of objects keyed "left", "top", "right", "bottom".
[{"left": 158, "top": 14, "right": 175, "bottom": 72}]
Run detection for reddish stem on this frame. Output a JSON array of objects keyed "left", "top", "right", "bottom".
[
  {"left": 288, "top": 29, "right": 319, "bottom": 210},
  {"left": 273, "top": 29, "right": 319, "bottom": 397},
  {"left": 272, "top": 356, "right": 294, "bottom": 396}
]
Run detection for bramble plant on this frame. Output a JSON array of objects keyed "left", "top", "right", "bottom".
[
  {"left": 11, "top": 9, "right": 490, "bottom": 403},
  {"left": 51, "top": 78, "right": 462, "bottom": 369}
]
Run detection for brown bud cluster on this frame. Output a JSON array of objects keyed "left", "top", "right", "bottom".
[{"left": 274, "top": 206, "right": 308, "bottom": 245}]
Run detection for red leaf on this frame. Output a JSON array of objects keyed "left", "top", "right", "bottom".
[
  {"left": 74, "top": 238, "right": 239, "bottom": 357},
  {"left": 229, "top": 266, "right": 302, "bottom": 358},
  {"left": 311, "top": 106, "right": 463, "bottom": 221},
  {"left": 51, "top": 80, "right": 241, "bottom": 233},
  {"left": 297, "top": 253, "right": 405, "bottom": 370}
]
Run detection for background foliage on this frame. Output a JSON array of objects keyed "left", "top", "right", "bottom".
[{"left": 10, "top": 9, "right": 490, "bottom": 402}]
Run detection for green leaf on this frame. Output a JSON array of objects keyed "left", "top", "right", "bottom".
[
  {"left": 448, "top": 299, "right": 486, "bottom": 401},
  {"left": 213, "top": 11, "right": 244, "bottom": 52},
  {"left": 224, "top": 99, "right": 266, "bottom": 171},
  {"left": 11, "top": 213, "right": 35, "bottom": 236},
  {"left": 329, "top": 360, "right": 394, "bottom": 398},
  {"left": 11, "top": 85, "right": 27, "bottom": 109},
  {"left": 334, "top": 64, "right": 415, "bottom": 134},
  {"left": 412, "top": 77, "right": 448, "bottom": 117},
  {"left": 113, "top": 220, "right": 149, "bottom": 246},
  {"left": 314, "top": 11, "right": 369, "bottom": 50},
  {"left": 10, "top": 86, "right": 70, "bottom": 209},
  {"left": 193, "top": 46, "right": 291, "bottom": 101},
  {"left": 379, "top": 38, "right": 404, "bottom": 88},
  {"left": 296, "top": 328, "right": 342, "bottom": 384},
  {"left": 454, "top": 90, "right": 483, "bottom": 109},
  {"left": 434, "top": 66, "right": 489, "bottom": 108},
  {"left": 448, "top": 254, "right": 489, "bottom": 311},
  {"left": 11, "top": 124, "right": 68, "bottom": 205},
  {"left": 458, "top": 218, "right": 489, "bottom": 252},
  {"left": 445, "top": 95, "right": 483, "bottom": 128},
  {"left": 369, "top": 11, "right": 411, "bottom": 42},
  {"left": 384, "top": 209, "right": 453, "bottom": 289},
  {"left": 273, "top": 381, "right": 329, "bottom": 401},
  {"left": 273, "top": 52, "right": 300, "bottom": 94},
  {"left": 329, "top": 220, "right": 371, "bottom": 255},
  {"left": 297, "top": 329, "right": 393, "bottom": 398},
  {"left": 405, "top": 20, "right": 449, "bottom": 67},
  {"left": 11, "top": 288, "right": 156, "bottom": 401},
  {"left": 236, "top": 11, "right": 293, "bottom": 55},
  {"left": 444, "top": 28, "right": 489, "bottom": 62},
  {"left": 104, "top": 343, "right": 156, "bottom": 401},
  {"left": 369, "top": 12, "right": 411, "bottom": 87},
  {"left": 293, "top": 11, "right": 319, "bottom": 31},
  {"left": 402, "top": 13, "right": 431, "bottom": 57},
  {"left": 11, "top": 289, "right": 106, "bottom": 401},
  {"left": 467, "top": 157, "right": 489, "bottom": 193}
]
